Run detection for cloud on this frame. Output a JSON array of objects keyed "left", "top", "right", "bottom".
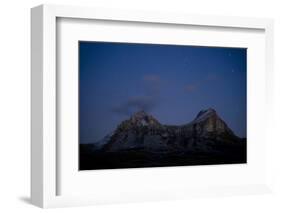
[
  {"left": 184, "top": 84, "right": 197, "bottom": 92},
  {"left": 127, "top": 96, "right": 157, "bottom": 111},
  {"left": 112, "top": 104, "right": 131, "bottom": 116},
  {"left": 183, "top": 73, "right": 219, "bottom": 93},
  {"left": 206, "top": 73, "right": 219, "bottom": 81},
  {"left": 143, "top": 74, "right": 162, "bottom": 95},
  {"left": 112, "top": 74, "right": 162, "bottom": 116},
  {"left": 143, "top": 74, "right": 160, "bottom": 82},
  {"left": 112, "top": 95, "right": 157, "bottom": 116}
]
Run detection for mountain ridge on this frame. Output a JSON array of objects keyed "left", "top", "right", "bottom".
[
  {"left": 99, "top": 108, "right": 242, "bottom": 152},
  {"left": 80, "top": 108, "right": 246, "bottom": 170}
]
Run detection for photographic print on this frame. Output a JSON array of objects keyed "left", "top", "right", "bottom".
[{"left": 79, "top": 41, "right": 247, "bottom": 170}]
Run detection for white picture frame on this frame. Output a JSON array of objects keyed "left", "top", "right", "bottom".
[{"left": 31, "top": 4, "right": 274, "bottom": 208}]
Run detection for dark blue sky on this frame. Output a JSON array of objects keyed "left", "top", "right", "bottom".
[{"left": 79, "top": 41, "right": 246, "bottom": 144}]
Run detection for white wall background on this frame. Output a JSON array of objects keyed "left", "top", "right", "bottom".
[{"left": 0, "top": 0, "right": 280, "bottom": 212}]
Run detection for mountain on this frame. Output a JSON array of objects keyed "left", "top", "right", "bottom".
[
  {"left": 80, "top": 108, "right": 246, "bottom": 170},
  {"left": 98, "top": 108, "right": 242, "bottom": 153}
]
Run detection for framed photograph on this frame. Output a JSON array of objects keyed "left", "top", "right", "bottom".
[
  {"left": 31, "top": 4, "right": 274, "bottom": 208},
  {"left": 78, "top": 41, "right": 247, "bottom": 170}
]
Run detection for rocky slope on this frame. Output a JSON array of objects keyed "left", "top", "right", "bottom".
[
  {"left": 80, "top": 108, "right": 246, "bottom": 170},
  {"left": 100, "top": 108, "right": 243, "bottom": 153}
]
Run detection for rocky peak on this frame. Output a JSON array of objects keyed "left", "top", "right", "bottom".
[
  {"left": 194, "top": 108, "right": 217, "bottom": 123},
  {"left": 131, "top": 110, "right": 149, "bottom": 120},
  {"left": 117, "top": 111, "right": 161, "bottom": 131},
  {"left": 130, "top": 110, "right": 160, "bottom": 126},
  {"left": 192, "top": 108, "right": 232, "bottom": 135},
  {"left": 100, "top": 108, "right": 240, "bottom": 152}
]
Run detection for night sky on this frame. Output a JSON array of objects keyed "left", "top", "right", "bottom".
[{"left": 79, "top": 41, "right": 247, "bottom": 144}]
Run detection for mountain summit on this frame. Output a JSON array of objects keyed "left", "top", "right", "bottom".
[
  {"left": 100, "top": 108, "right": 241, "bottom": 152},
  {"left": 191, "top": 108, "right": 235, "bottom": 136},
  {"left": 80, "top": 108, "right": 246, "bottom": 170},
  {"left": 127, "top": 110, "right": 161, "bottom": 127},
  {"left": 194, "top": 108, "right": 217, "bottom": 121}
]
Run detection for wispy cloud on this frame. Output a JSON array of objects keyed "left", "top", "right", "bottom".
[
  {"left": 112, "top": 95, "right": 157, "bottom": 116},
  {"left": 143, "top": 74, "right": 162, "bottom": 95},
  {"left": 206, "top": 73, "right": 219, "bottom": 81},
  {"left": 184, "top": 84, "right": 197, "bottom": 92},
  {"left": 183, "top": 72, "right": 219, "bottom": 93},
  {"left": 112, "top": 74, "right": 162, "bottom": 116},
  {"left": 143, "top": 74, "right": 161, "bottom": 82}
]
